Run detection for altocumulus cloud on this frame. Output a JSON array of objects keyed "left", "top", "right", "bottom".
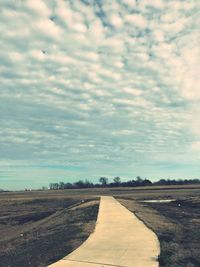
[{"left": 0, "top": 0, "right": 200, "bottom": 189}]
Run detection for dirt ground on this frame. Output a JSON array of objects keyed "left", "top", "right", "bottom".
[
  {"left": 0, "top": 194, "right": 99, "bottom": 267},
  {"left": 0, "top": 185, "right": 199, "bottom": 267}
]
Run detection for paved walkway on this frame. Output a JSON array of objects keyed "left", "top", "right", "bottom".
[{"left": 49, "top": 196, "right": 160, "bottom": 267}]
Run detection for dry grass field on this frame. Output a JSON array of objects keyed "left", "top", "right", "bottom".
[
  {"left": 0, "top": 185, "right": 199, "bottom": 267},
  {"left": 117, "top": 185, "right": 200, "bottom": 267},
  {"left": 0, "top": 192, "right": 99, "bottom": 267}
]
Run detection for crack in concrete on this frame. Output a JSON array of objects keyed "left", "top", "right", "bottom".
[{"left": 63, "top": 258, "right": 127, "bottom": 267}]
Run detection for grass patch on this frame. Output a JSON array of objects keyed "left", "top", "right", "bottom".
[
  {"left": 0, "top": 197, "right": 99, "bottom": 267},
  {"left": 119, "top": 196, "right": 200, "bottom": 267}
]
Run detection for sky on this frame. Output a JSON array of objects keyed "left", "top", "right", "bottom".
[{"left": 1, "top": 0, "right": 200, "bottom": 190}]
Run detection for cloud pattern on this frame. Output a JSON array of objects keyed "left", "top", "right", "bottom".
[{"left": 1, "top": 0, "right": 200, "bottom": 189}]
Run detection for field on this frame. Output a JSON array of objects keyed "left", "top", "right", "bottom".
[
  {"left": 0, "top": 191, "right": 99, "bottom": 267},
  {"left": 0, "top": 185, "right": 199, "bottom": 267},
  {"left": 116, "top": 185, "right": 200, "bottom": 267}
]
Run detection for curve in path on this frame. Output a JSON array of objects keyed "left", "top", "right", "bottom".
[{"left": 49, "top": 196, "right": 160, "bottom": 267}]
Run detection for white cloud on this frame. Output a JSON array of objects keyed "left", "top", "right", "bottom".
[
  {"left": 9, "top": 52, "right": 24, "bottom": 61},
  {"left": 139, "top": 0, "right": 165, "bottom": 10},
  {"left": 123, "top": 0, "right": 136, "bottom": 8},
  {"left": 123, "top": 87, "right": 142, "bottom": 96},
  {"left": 103, "top": 36, "right": 124, "bottom": 53},
  {"left": 112, "top": 130, "right": 135, "bottom": 136},
  {"left": 191, "top": 141, "right": 200, "bottom": 151},
  {"left": 125, "top": 13, "right": 147, "bottom": 28},
  {"left": 56, "top": 1, "right": 87, "bottom": 33},
  {"left": 87, "top": 18, "right": 105, "bottom": 43},
  {"left": 30, "top": 50, "right": 45, "bottom": 61},
  {"left": 33, "top": 19, "right": 62, "bottom": 38},
  {"left": 26, "top": 0, "right": 51, "bottom": 17},
  {"left": 153, "top": 30, "right": 165, "bottom": 42},
  {"left": 110, "top": 13, "right": 123, "bottom": 28}
]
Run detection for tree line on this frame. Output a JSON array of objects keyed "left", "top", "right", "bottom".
[{"left": 49, "top": 176, "right": 200, "bottom": 190}]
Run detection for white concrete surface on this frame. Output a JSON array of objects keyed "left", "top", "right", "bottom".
[{"left": 48, "top": 196, "right": 160, "bottom": 267}]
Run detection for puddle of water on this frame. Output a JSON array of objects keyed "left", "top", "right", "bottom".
[{"left": 141, "top": 199, "right": 176, "bottom": 203}]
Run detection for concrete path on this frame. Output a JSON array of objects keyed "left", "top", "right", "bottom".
[{"left": 48, "top": 196, "right": 160, "bottom": 267}]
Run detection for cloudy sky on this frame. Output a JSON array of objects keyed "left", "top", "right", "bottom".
[{"left": 1, "top": 0, "right": 200, "bottom": 190}]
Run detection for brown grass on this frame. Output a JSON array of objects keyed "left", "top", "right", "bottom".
[
  {"left": 0, "top": 196, "right": 99, "bottom": 267},
  {"left": 117, "top": 189, "right": 200, "bottom": 267},
  {"left": 0, "top": 185, "right": 199, "bottom": 267}
]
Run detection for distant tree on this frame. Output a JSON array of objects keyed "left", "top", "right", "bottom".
[
  {"left": 99, "top": 177, "right": 108, "bottom": 186},
  {"left": 113, "top": 176, "right": 121, "bottom": 185},
  {"left": 84, "top": 179, "right": 93, "bottom": 188},
  {"left": 49, "top": 183, "right": 53, "bottom": 190},
  {"left": 59, "top": 182, "right": 65, "bottom": 189},
  {"left": 64, "top": 182, "right": 73, "bottom": 189},
  {"left": 49, "top": 183, "right": 59, "bottom": 190},
  {"left": 157, "top": 179, "right": 167, "bottom": 185},
  {"left": 136, "top": 176, "right": 143, "bottom": 183},
  {"left": 141, "top": 179, "right": 152, "bottom": 186},
  {"left": 47, "top": 177, "right": 200, "bottom": 191},
  {"left": 54, "top": 183, "right": 59, "bottom": 190},
  {"left": 74, "top": 180, "right": 85, "bottom": 188}
]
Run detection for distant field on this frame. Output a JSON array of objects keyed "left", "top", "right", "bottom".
[{"left": 0, "top": 185, "right": 199, "bottom": 267}]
